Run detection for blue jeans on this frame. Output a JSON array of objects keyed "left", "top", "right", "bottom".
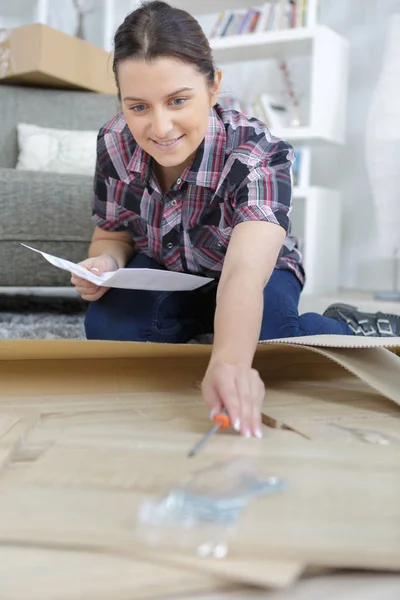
[{"left": 85, "top": 253, "right": 352, "bottom": 342}]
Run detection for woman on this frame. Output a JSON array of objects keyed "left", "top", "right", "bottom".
[{"left": 72, "top": 0, "right": 400, "bottom": 439}]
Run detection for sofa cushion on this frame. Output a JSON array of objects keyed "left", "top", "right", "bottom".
[
  {"left": 16, "top": 123, "right": 98, "bottom": 176},
  {"left": 0, "top": 240, "right": 91, "bottom": 286},
  {"left": 0, "top": 168, "right": 95, "bottom": 286},
  {"left": 0, "top": 168, "right": 93, "bottom": 242}
]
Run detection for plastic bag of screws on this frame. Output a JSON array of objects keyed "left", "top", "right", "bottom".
[{"left": 135, "top": 458, "right": 286, "bottom": 555}]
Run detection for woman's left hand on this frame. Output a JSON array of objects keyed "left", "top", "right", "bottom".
[{"left": 201, "top": 362, "right": 265, "bottom": 438}]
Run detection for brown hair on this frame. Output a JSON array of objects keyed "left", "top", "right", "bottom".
[{"left": 112, "top": 1, "right": 216, "bottom": 99}]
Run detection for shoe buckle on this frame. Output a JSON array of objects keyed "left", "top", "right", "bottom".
[
  {"left": 348, "top": 321, "right": 374, "bottom": 336},
  {"left": 358, "top": 319, "right": 377, "bottom": 336},
  {"left": 337, "top": 310, "right": 367, "bottom": 336},
  {"left": 377, "top": 318, "right": 394, "bottom": 336},
  {"left": 338, "top": 308, "right": 395, "bottom": 337}
]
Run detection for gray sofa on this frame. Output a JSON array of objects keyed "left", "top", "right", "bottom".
[{"left": 0, "top": 84, "right": 118, "bottom": 286}]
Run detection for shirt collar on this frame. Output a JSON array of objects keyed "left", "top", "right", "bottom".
[
  {"left": 127, "top": 105, "right": 226, "bottom": 191},
  {"left": 184, "top": 105, "right": 226, "bottom": 190},
  {"left": 127, "top": 137, "right": 152, "bottom": 184}
]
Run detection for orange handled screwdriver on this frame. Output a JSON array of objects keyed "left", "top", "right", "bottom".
[{"left": 188, "top": 408, "right": 231, "bottom": 458}]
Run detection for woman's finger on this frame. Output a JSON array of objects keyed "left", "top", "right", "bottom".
[
  {"left": 71, "top": 276, "right": 92, "bottom": 289},
  {"left": 74, "top": 283, "right": 97, "bottom": 293},
  {"left": 72, "top": 277, "right": 98, "bottom": 291},
  {"left": 75, "top": 285, "right": 100, "bottom": 297},
  {"left": 201, "top": 377, "right": 223, "bottom": 418},
  {"left": 250, "top": 370, "right": 265, "bottom": 438},
  {"left": 71, "top": 272, "right": 100, "bottom": 286},
  {"left": 235, "top": 367, "right": 253, "bottom": 437},
  {"left": 212, "top": 367, "right": 241, "bottom": 432}
]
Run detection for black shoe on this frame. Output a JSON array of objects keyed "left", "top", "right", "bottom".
[{"left": 323, "top": 303, "right": 400, "bottom": 337}]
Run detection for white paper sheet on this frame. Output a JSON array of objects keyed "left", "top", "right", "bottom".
[{"left": 21, "top": 244, "right": 214, "bottom": 292}]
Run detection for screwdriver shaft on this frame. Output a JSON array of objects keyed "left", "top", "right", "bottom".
[{"left": 187, "top": 422, "right": 221, "bottom": 458}]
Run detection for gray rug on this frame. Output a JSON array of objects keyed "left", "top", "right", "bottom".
[
  {"left": 0, "top": 295, "right": 213, "bottom": 343},
  {"left": 0, "top": 295, "right": 86, "bottom": 340}
]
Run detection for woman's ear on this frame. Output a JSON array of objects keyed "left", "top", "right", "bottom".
[{"left": 210, "top": 69, "right": 223, "bottom": 106}]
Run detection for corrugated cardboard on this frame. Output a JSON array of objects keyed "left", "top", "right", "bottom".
[
  {"left": 4, "top": 439, "right": 398, "bottom": 569},
  {"left": 0, "top": 23, "right": 117, "bottom": 95},
  {"left": 0, "top": 545, "right": 235, "bottom": 600},
  {"left": 0, "top": 335, "right": 399, "bottom": 598}
]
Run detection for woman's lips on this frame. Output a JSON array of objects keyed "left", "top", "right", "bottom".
[{"left": 151, "top": 135, "right": 184, "bottom": 150}]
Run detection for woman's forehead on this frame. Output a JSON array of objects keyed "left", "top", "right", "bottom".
[{"left": 118, "top": 58, "right": 206, "bottom": 96}]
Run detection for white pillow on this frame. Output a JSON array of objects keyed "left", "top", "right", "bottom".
[{"left": 16, "top": 123, "right": 98, "bottom": 176}]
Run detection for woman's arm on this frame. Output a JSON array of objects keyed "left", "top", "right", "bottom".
[
  {"left": 201, "top": 220, "right": 286, "bottom": 438},
  {"left": 88, "top": 226, "right": 136, "bottom": 268}
]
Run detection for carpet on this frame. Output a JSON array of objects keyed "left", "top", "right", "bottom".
[{"left": 0, "top": 294, "right": 86, "bottom": 340}]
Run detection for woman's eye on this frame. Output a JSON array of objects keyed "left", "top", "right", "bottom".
[
  {"left": 171, "top": 98, "right": 186, "bottom": 106},
  {"left": 131, "top": 104, "right": 147, "bottom": 112}
]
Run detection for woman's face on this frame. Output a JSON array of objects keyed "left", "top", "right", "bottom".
[{"left": 118, "top": 57, "right": 221, "bottom": 178}]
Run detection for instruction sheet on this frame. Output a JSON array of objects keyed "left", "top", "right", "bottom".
[{"left": 21, "top": 244, "right": 214, "bottom": 292}]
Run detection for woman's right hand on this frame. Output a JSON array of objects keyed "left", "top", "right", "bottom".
[{"left": 71, "top": 254, "right": 119, "bottom": 301}]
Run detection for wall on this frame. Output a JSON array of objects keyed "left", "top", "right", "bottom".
[
  {"left": 0, "top": 0, "right": 36, "bottom": 28},
  {"left": 315, "top": 0, "right": 400, "bottom": 291}
]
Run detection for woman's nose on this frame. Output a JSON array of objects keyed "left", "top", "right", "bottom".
[{"left": 151, "top": 109, "right": 173, "bottom": 139}]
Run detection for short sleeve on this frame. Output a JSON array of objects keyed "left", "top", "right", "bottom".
[
  {"left": 231, "top": 139, "right": 295, "bottom": 232},
  {"left": 91, "top": 131, "right": 130, "bottom": 232}
]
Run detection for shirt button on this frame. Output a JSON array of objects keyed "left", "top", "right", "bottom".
[
  {"left": 123, "top": 220, "right": 129, "bottom": 227},
  {"left": 176, "top": 178, "right": 182, "bottom": 185},
  {"left": 167, "top": 242, "right": 173, "bottom": 249},
  {"left": 171, "top": 199, "right": 177, "bottom": 206},
  {"left": 217, "top": 242, "right": 222, "bottom": 247}
]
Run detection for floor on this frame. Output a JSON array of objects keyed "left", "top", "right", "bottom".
[{"left": 299, "top": 289, "right": 400, "bottom": 315}]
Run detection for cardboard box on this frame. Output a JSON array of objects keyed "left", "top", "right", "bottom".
[
  {"left": 0, "top": 23, "right": 117, "bottom": 95},
  {"left": 0, "top": 335, "right": 399, "bottom": 598}
]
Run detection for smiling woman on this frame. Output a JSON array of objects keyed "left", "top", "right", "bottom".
[
  {"left": 118, "top": 58, "right": 220, "bottom": 192},
  {"left": 70, "top": 0, "right": 400, "bottom": 440}
]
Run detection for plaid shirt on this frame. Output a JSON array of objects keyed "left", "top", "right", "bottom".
[{"left": 92, "top": 104, "right": 305, "bottom": 285}]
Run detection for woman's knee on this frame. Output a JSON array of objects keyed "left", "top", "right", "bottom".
[
  {"left": 84, "top": 300, "right": 120, "bottom": 340},
  {"left": 84, "top": 292, "right": 152, "bottom": 341},
  {"left": 259, "top": 318, "right": 300, "bottom": 340},
  {"left": 259, "top": 269, "right": 302, "bottom": 340}
]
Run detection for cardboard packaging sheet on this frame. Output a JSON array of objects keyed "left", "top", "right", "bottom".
[{"left": 0, "top": 334, "right": 399, "bottom": 599}]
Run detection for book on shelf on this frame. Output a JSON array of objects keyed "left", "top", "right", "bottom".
[
  {"left": 219, "top": 93, "right": 295, "bottom": 130},
  {"left": 209, "top": 0, "right": 315, "bottom": 37},
  {"left": 258, "top": 93, "right": 290, "bottom": 129}
]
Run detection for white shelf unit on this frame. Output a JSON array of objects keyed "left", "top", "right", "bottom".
[
  {"left": 210, "top": 25, "right": 348, "bottom": 146},
  {"left": 291, "top": 186, "right": 342, "bottom": 294}
]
